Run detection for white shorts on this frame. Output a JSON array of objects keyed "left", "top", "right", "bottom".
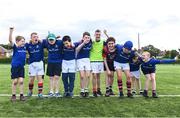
[
  {"left": 62, "top": 60, "right": 76, "bottom": 73},
  {"left": 77, "top": 58, "right": 91, "bottom": 71},
  {"left": 29, "top": 61, "right": 44, "bottom": 76},
  {"left": 114, "top": 61, "right": 130, "bottom": 71},
  {"left": 91, "top": 62, "right": 104, "bottom": 73},
  {"left": 130, "top": 70, "right": 141, "bottom": 79}
]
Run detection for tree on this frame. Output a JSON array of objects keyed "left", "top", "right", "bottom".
[
  {"left": 141, "top": 45, "right": 161, "bottom": 57},
  {"left": 170, "top": 50, "right": 178, "bottom": 59}
]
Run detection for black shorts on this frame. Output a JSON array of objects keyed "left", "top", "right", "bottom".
[
  {"left": 11, "top": 66, "right": 24, "bottom": 79},
  {"left": 104, "top": 61, "right": 115, "bottom": 71},
  {"left": 46, "top": 63, "right": 62, "bottom": 76},
  {"left": 141, "top": 68, "right": 156, "bottom": 75}
]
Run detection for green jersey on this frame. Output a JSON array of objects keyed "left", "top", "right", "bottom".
[{"left": 90, "top": 39, "right": 104, "bottom": 62}]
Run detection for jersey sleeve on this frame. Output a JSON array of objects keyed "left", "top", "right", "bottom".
[
  {"left": 25, "top": 43, "right": 29, "bottom": 50},
  {"left": 160, "top": 59, "right": 176, "bottom": 64},
  {"left": 102, "top": 46, "right": 108, "bottom": 58},
  {"left": 42, "top": 39, "right": 47, "bottom": 48},
  {"left": 73, "top": 42, "right": 80, "bottom": 48},
  {"left": 12, "top": 43, "right": 16, "bottom": 50},
  {"left": 115, "top": 44, "right": 123, "bottom": 51}
]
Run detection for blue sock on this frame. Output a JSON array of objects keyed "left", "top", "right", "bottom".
[
  {"left": 68, "top": 73, "right": 75, "bottom": 93},
  {"left": 62, "top": 73, "right": 69, "bottom": 92}
]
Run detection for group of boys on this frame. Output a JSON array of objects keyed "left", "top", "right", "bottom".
[{"left": 9, "top": 27, "right": 177, "bottom": 102}]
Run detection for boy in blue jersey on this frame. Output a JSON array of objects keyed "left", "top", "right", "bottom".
[
  {"left": 26, "top": 32, "right": 44, "bottom": 98},
  {"left": 114, "top": 41, "right": 135, "bottom": 98},
  {"left": 62, "top": 35, "right": 77, "bottom": 98},
  {"left": 129, "top": 56, "right": 143, "bottom": 95},
  {"left": 141, "top": 51, "right": 177, "bottom": 98},
  {"left": 9, "top": 27, "right": 26, "bottom": 101},
  {"left": 76, "top": 32, "right": 92, "bottom": 98},
  {"left": 43, "top": 33, "right": 63, "bottom": 97}
]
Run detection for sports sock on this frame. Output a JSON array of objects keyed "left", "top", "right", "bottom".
[
  {"left": 38, "top": 82, "right": 43, "bottom": 94},
  {"left": 29, "top": 83, "right": 34, "bottom": 92},
  {"left": 126, "top": 81, "right": 131, "bottom": 93},
  {"left": 117, "top": 80, "right": 123, "bottom": 92}
]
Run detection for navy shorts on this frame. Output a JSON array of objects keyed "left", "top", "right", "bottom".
[
  {"left": 11, "top": 66, "right": 25, "bottom": 79},
  {"left": 46, "top": 63, "right": 62, "bottom": 76},
  {"left": 104, "top": 61, "right": 115, "bottom": 71},
  {"left": 141, "top": 69, "right": 156, "bottom": 75}
]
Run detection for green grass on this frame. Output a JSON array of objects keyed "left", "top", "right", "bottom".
[{"left": 0, "top": 64, "right": 180, "bottom": 117}]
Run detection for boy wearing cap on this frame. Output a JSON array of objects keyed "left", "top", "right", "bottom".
[
  {"left": 114, "top": 41, "right": 136, "bottom": 98},
  {"left": 43, "top": 33, "right": 63, "bottom": 97}
]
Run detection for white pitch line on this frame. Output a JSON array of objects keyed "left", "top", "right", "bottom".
[{"left": 0, "top": 94, "right": 180, "bottom": 97}]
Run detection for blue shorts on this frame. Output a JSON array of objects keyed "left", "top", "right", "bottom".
[
  {"left": 46, "top": 63, "right": 62, "bottom": 76},
  {"left": 141, "top": 68, "right": 155, "bottom": 75},
  {"left": 11, "top": 66, "right": 25, "bottom": 79}
]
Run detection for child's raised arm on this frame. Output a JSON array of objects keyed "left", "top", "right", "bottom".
[
  {"left": 103, "top": 29, "right": 109, "bottom": 38},
  {"left": 9, "top": 27, "right": 14, "bottom": 46},
  {"left": 75, "top": 40, "right": 88, "bottom": 55}
]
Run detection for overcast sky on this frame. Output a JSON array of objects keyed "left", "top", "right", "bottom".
[{"left": 0, "top": 0, "right": 180, "bottom": 50}]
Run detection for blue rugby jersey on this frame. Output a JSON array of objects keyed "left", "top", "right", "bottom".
[
  {"left": 43, "top": 39, "right": 63, "bottom": 63},
  {"left": 62, "top": 43, "right": 78, "bottom": 61},
  {"left": 11, "top": 44, "right": 26, "bottom": 67},
  {"left": 129, "top": 58, "right": 142, "bottom": 72},
  {"left": 141, "top": 58, "right": 176, "bottom": 73},
  {"left": 75, "top": 41, "right": 92, "bottom": 59},
  {"left": 26, "top": 41, "right": 44, "bottom": 64},
  {"left": 114, "top": 44, "right": 135, "bottom": 63}
]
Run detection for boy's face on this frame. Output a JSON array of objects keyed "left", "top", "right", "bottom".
[
  {"left": 31, "top": 34, "right": 39, "bottom": 44},
  {"left": 48, "top": 39, "right": 56, "bottom": 45},
  {"left": 107, "top": 41, "right": 115, "bottom": 50},
  {"left": 95, "top": 32, "right": 101, "bottom": 41},
  {"left": 142, "top": 52, "right": 150, "bottom": 61},
  {"left": 16, "top": 39, "right": 25, "bottom": 47},
  {"left": 83, "top": 35, "right": 91, "bottom": 44},
  {"left": 63, "top": 40, "right": 72, "bottom": 48},
  {"left": 132, "top": 57, "right": 138, "bottom": 63},
  {"left": 123, "top": 47, "right": 131, "bottom": 54}
]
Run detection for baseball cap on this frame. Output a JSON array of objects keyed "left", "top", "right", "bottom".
[
  {"left": 123, "top": 41, "right": 133, "bottom": 50},
  {"left": 47, "top": 33, "right": 56, "bottom": 40}
]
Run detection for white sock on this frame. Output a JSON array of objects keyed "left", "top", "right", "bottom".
[
  {"left": 85, "top": 88, "right": 89, "bottom": 92},
  {"left": 81, "top": 89, "right": 85, "bottom": 92}
]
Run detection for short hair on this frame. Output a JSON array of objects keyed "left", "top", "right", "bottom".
[
  {"left": 31, "top": 32, "right": 38, "bottom": 37},
  {"left": 143, "top": 51, "right": 151, "bottom": 57},
  {"left": 95, "top": 29, "right": 101, "bottom": 33},
  {"left": 83, "top": 32, "right": 90, "bottom": 37},
  {"left": 15, "top": 36, "right": 25, "bottom": 42},
  {"left": 62, "top": 35, "right": 71, "bottom": 42},
  {"left": 106, "top": 37, "right": 116, "bottom": 43}
]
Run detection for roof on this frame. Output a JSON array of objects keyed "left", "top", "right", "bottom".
[{"left": 0, "top": 46, "right": 11, "bottom": 53}]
